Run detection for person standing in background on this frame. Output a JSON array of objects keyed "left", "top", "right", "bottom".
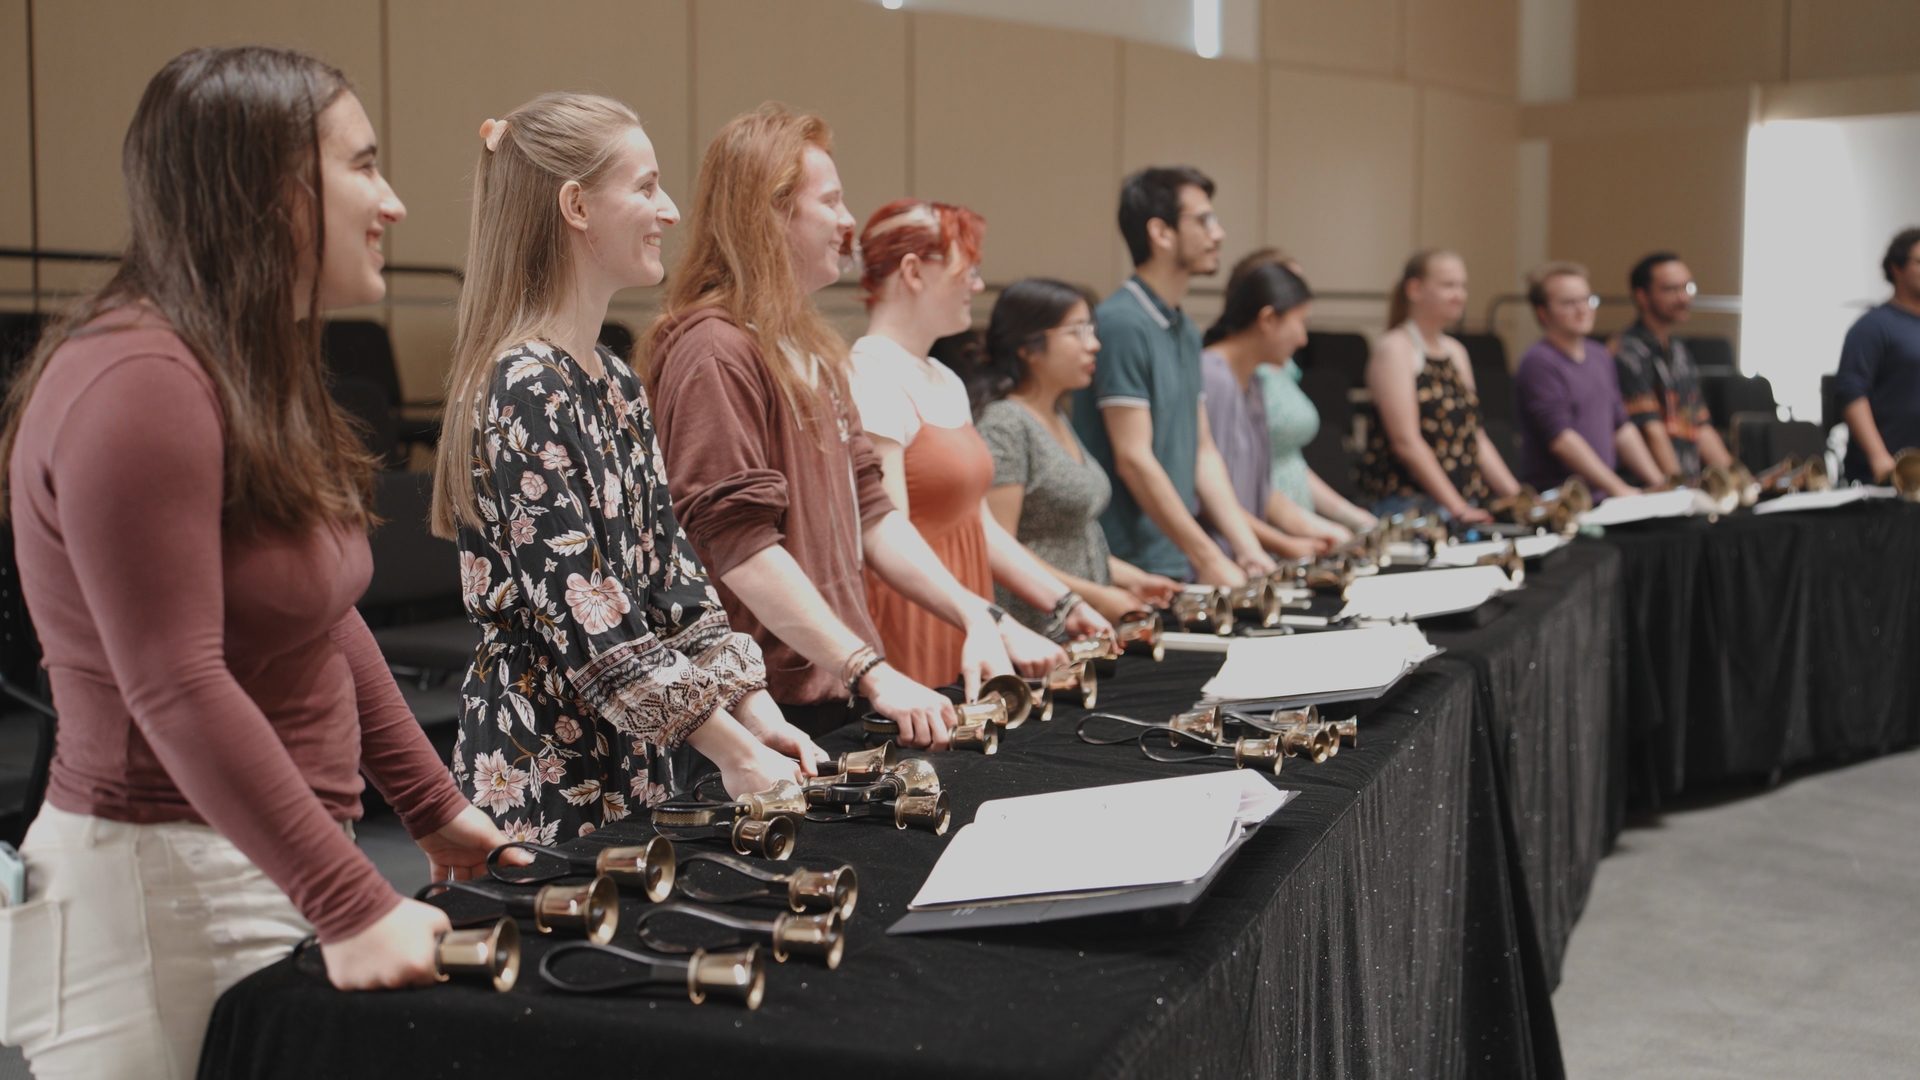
[
  {"left": 847, "top": 199, "right": 1083, "bottom": 682},
  {"left": 1837, "top": 227, "right": 1920, "bottom": 483},
  {"left": 648, "top": 105, "right": 1012, "bottom": 749},
  {"left": 1358, "top": 250, "right": 1523, "bottom": 520},
  {"left": 1613, "top": 252, "right": 1732, "bottom": 479},
  {"left": 1071, "top": 167, "right": 1274, "bottom": 586},
  {"left": 962, "top": 279, "right": 1182, "bottom": 631},
  {"left": 1512, "top": 262, "right": 1664, "bottom": 497}
]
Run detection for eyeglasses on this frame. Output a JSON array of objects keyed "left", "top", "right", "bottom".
[
  {"left": 1180, "top": 211, "right": 1220, "bottom": 230},
  {"left": 1549, "top": 295, "right": 1601, "bottom": 310},
  {"left": 1049, "top": 321, "right": 1098, "bottom": 343}
]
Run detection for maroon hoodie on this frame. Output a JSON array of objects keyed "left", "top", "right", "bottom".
[{"left": 650, "top": 306, "right": 893, "bottom": 705}]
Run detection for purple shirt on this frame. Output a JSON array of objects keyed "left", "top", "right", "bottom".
[
  {"left": 1514, "top": 337, "right": 1628, "bottom": 492},
  {"left": 1200, "top": 350, "right": 1270, "bottom": 557}
]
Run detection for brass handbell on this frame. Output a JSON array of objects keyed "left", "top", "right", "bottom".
[
  {"left": 832, "top": 743, "right": 897, "bottom": 779},
  {"left": 1170, "top": 585, "right": 1235, "bottom": 635},
  {"left": 538, "top": 939, "right": 765, "bottom": 1008},
  {"left": 677, "top": 850, "right": 859, "bottom": 919},
  {"left": 1696, "top": 462, "right": 1757, "bottom": 513},
  {"left": 1169, "top": 706, "right": 1224, "bottom": 740},
  {"left": 1304, "top": 555, "right": 1356, "bottom": 591},
  {"left": 650, "top": 799, "right": 798, "bottom": 860},
  {"left": 488, "top": 835, "right": 676, "bottom": 903},
  {"left": 729, "top": 817, "right": 796, "bottom": 860},
  {"left": 637, "top": 902, "right": 847, "bottom": 969},
  {"left": 436, "top": 917, "right": 520, "bottom": 993},
  {"left": 420, "top": 876, "right": 620, "bottom": 945},
  {"left": 1036, "top": 659, "right": 1098, "bottom": 721},
  {"left": 893, "top": 791, "right": 952, "bottom": 834},
  {"left": 1228, "top": 576, "right": 1283, "bottom": 627},
  {"left": 1114, "top": 610, "right": 1166, "bottom": 661},
  {"left": 1754, "top": 454, "right": 1829, "bottom": 498},
  {"left": 1475, "top": 547, "right": 1525, "bottom": 585},
  {"left": 739, "top": 780, "right": 809, "bottom": 822},
  {"left": 1892, "top": 447, "right": 1920, "bottom": 501},
  {"left": 956, "top": 673, "right": 1034, "bottom": 730},
  {"left": 1232, "top": 735, "right": 1285, "bottom": 774},
  {"left": 1489, "top": 485, "right": 1540, "bottom": 524}
]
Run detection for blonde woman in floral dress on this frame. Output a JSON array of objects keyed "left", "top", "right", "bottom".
[{"left": 432, "top": 94, "right": 822, "bottom": 843}]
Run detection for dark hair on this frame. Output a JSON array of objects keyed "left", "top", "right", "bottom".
[
  {"left": 1629, "top": 251, "right": 1681, "bottom": 294},
  {"left": 0, "top": 46, "right": 377, "bottom": 531},
  {"left": 956, "top": 278, "right": 1092, "bottom": 410},
  {"left": 1117, "top": 166, "right": 1214, "bottom": 267},
  {"left": 1386, "top": 250, "right": 1461, "bottom": 329},
  {"left": 1882, "top": 228, "right": 1920, "bottom": 285},
  {"left": 1204, "top": 262, "right": 1313, "bottom": 346}
]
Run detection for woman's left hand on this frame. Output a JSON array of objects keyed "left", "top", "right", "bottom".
[
  {"left": 1318, "top": 520, "right": 1354, "bottom": 547},
  {"left": 417, "top": 805, "right": 521, "bottom": 882},
  {"left": 999, "top": 619, "right": 1069, "bottom": 678},
  {"left": 732, "top": 689, "right": 827, "bottom": 776}
]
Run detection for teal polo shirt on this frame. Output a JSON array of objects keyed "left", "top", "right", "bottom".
[{"left": 1071, "top": 276, "right": 1203, "bottom": 580}]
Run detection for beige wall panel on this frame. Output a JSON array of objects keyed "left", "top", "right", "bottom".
[
  {"left": 0, "top": 0, "right": 30, "bottom": 256},
  {"left": 387, "top": 0, "right": 688, "bottom": 272},
  {"left": 1788, "top": 0, "right": 1920, "bottom": 82},
  {"left": 1263, "top": 0, "right": 1400, "bottom": 78},
  {"left": 1577, "top": 0, "right": 1785, "bottom": 96},
  {"left": 1762, "top": 71, "right": 1920, "bottom": 122},
  {"left": 694, "top": 0, "right": 906, "bottom": 223},
  {"left": 1120, "top": 44, "right": 1264, "bottom": 287},
  {"left": 1420, "top": 89, "right": 1519, "bottom": 306},
  {"left": 1266, "top": 68, "right": 1416, "bottom": 294},
  {"left": 32, "top": 0, "right": 382, "bottom": 253},
  {"left": 913, "top": 13, "right": 1118, "bottom": 291},
  {"left": 1549, "top": 127, "right": 1747, "bottom": 300},
  {"left": 1405, "top": 0, "right": 1519, "bottom": 100}
]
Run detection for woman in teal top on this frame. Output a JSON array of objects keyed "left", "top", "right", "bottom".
[{"left": 1207, "top": 252, "right": 1377, "bottom": 536}]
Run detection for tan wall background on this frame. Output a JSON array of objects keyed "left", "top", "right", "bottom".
[
  {"left": 1527, "top": 0, "right": 1920, "bottom": 357},
  {"left": 0, "top": 0, "right": 1533, "bottom": 400}
]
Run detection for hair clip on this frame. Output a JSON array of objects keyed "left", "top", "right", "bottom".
[{"left": 479, "top": 117, "right": 508, "bottom": 152}]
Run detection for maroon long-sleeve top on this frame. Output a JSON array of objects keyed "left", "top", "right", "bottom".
[
  {"left": 650, "top": 306, "right": 894, "bottom": 705},
  {"left": 8, "top": 311, "right": 469, "bottom": 942}
]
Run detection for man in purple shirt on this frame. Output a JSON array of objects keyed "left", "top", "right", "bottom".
[{"left": 1513, "top": 262, "right": 1664, "bottom": 497}]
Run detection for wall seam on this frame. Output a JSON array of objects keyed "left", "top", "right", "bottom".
[
  {"left": 1780, "top": 0, "right": 1793, "bottom": 83},
  {"left": 1257, "top": 46, "right": 1269, "bottom": 250},
  {"left": 686, "top": 0, "right": 698, "bottom": 188},
  {"left": 905, "top": 11, "right": 916, "bottom": 196},
  {"left": 379, "top": 0, "right": 391, "bottom": 330},
  {"left": 1113, "top": 35, "right": 1125, "bottom": 288},
  {"left": 25, "top": 0, "right": 39, "bottom": 310}
]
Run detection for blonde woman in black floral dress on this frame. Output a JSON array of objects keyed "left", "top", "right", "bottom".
[
  {"left": 1359, "top": 250, "right": 1522, "bottom": 522},
  {"left": 431, "top": 94, "right": 822, "bottom": 842}
]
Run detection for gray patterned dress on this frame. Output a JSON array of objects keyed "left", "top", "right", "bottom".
[
  {"left": 450, "top": 342, "right": 766, "bottom": 843},
  {"left": 976, "top": 398, "right": 1113, "bottom": 632}
]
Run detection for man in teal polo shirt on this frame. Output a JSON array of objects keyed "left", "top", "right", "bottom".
[{"left": 1072, "top": 166, "right": 1273, "bottom": 586}]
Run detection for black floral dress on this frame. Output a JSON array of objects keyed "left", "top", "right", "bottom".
[
  {"left": 1357, "top": 331, "right": 1490, "bottom": 505},
  {"left": 449, "top": 342, "right": 766, "bottom": 843}
]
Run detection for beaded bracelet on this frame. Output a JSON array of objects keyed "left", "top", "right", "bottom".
[{"left": 1043, "top": 591, "right": 1084, "bottom": 641}]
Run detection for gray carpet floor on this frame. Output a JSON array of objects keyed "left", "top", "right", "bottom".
[
  {"left": 4, "top": 748, "right": 1915, "bottom": 1078},
  {"left": 1555, "top": 747, "right": 1920, "bottom": 1078}
]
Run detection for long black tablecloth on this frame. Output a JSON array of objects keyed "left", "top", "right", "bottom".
[
  {"left": 198, "top": 549, "right": 1633, "bottom": 1080},
  {"left": 1600, "top": 501, "right": 1920, "bottom": 801}
]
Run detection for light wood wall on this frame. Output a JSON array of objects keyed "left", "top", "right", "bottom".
[
  {"left": 2, "top": 0, "right": 1527, "bottom": 397},
  {"left": 1531, "top": 0, "right": 1920, "bottom": 353}
]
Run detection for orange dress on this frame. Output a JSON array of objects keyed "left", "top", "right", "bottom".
[{"left": 864, "top": 420, "right": 996, "bottom": 688}]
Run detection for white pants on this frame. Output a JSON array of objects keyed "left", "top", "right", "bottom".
[{"left": 2, "top": 804, "right": 313, "bottom": 1080}]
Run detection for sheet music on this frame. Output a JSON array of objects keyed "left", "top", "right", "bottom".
[
  {"left": 1336, "top": 565, "right": 1516, "bottom": 622},
  {"left": 1578, "top": 488, "right": 1714, "bottom": 527},
  {"left": 1198, "top": 623, "right": 1438, "bottom": 702},
  {"left": 907, "top": 772, "right": 1291, "bottom": 909},
  {"left": 1427, "top": 534, "right": 1569, "bottom": 567},
  {"left": 1752, "top": 486, "right": 1896, "bottom": 514}
]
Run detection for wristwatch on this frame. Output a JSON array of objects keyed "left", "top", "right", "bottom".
[{"left": 985, "top": 603, "right": 1009, "bottom": 625}]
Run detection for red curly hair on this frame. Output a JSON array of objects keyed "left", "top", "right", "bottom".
[{"left": 857, "top": 198, "right": 985, "bottom": 311}]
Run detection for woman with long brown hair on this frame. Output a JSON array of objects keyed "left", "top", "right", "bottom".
[
  {"left": 431, "top": 93, "right": 820, "bottom": 843},
  {"left": 648, "top": 104, "right": 1016, "bottom": 748},
  {"left": 0, "top": 47, "right": 509, "bottom": 1076}
]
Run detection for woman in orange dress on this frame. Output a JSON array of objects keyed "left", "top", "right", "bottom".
[{"left": 848, "top": 200, "right": 1104, "bottom": 687}]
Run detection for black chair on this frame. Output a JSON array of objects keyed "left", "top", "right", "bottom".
[
  {"left": 0, "top": 523, "right": 54, "bottom": 847},
  {"left": 333, "top": 377, "right": 400, "bottom": 466},
  {"left": 360, "top": 471, "right": 477, "bottom": 728},
  {"left": 1730, "top": 416, "right": 1826, "bottom": 473},
  {"left": 0, "top": 312, "right": 50, "bottom": 379},
  {"left": 1678, "top": 335, "right": 1737, "bottom": 373},
  {"left": 1820, "top": 374, "right": 1843, "bottom": 435},
  {"left": 599, "top": 321, "right": 637, "bottom": 364},
  {"left": 1699, "top": 368, "right": 1775, "bottom": 436},
  {"left": 1457, "top": 333, "right": 1522, "bottom": 463},
  {"left": 322, "top": 319, "right": 439, "bottom": 460},
  {"left": 1293, "top": 335, "right": 1367, "bottom": 503}
]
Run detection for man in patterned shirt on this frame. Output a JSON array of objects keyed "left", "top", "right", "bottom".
[{"left": 1612, "top": 252, "right": 1732, "bottom": 479}]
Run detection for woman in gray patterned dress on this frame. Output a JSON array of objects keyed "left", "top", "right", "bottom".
[
  {"left": 429, "top": 94, "right": 821, "bottom": 843},
  {"left": 962, "top": 279, "right": 1181, "bottom": 631}
]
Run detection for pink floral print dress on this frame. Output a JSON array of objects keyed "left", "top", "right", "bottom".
[{"left": 450, "top": 342, "right": 766, "bottom": 842}]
